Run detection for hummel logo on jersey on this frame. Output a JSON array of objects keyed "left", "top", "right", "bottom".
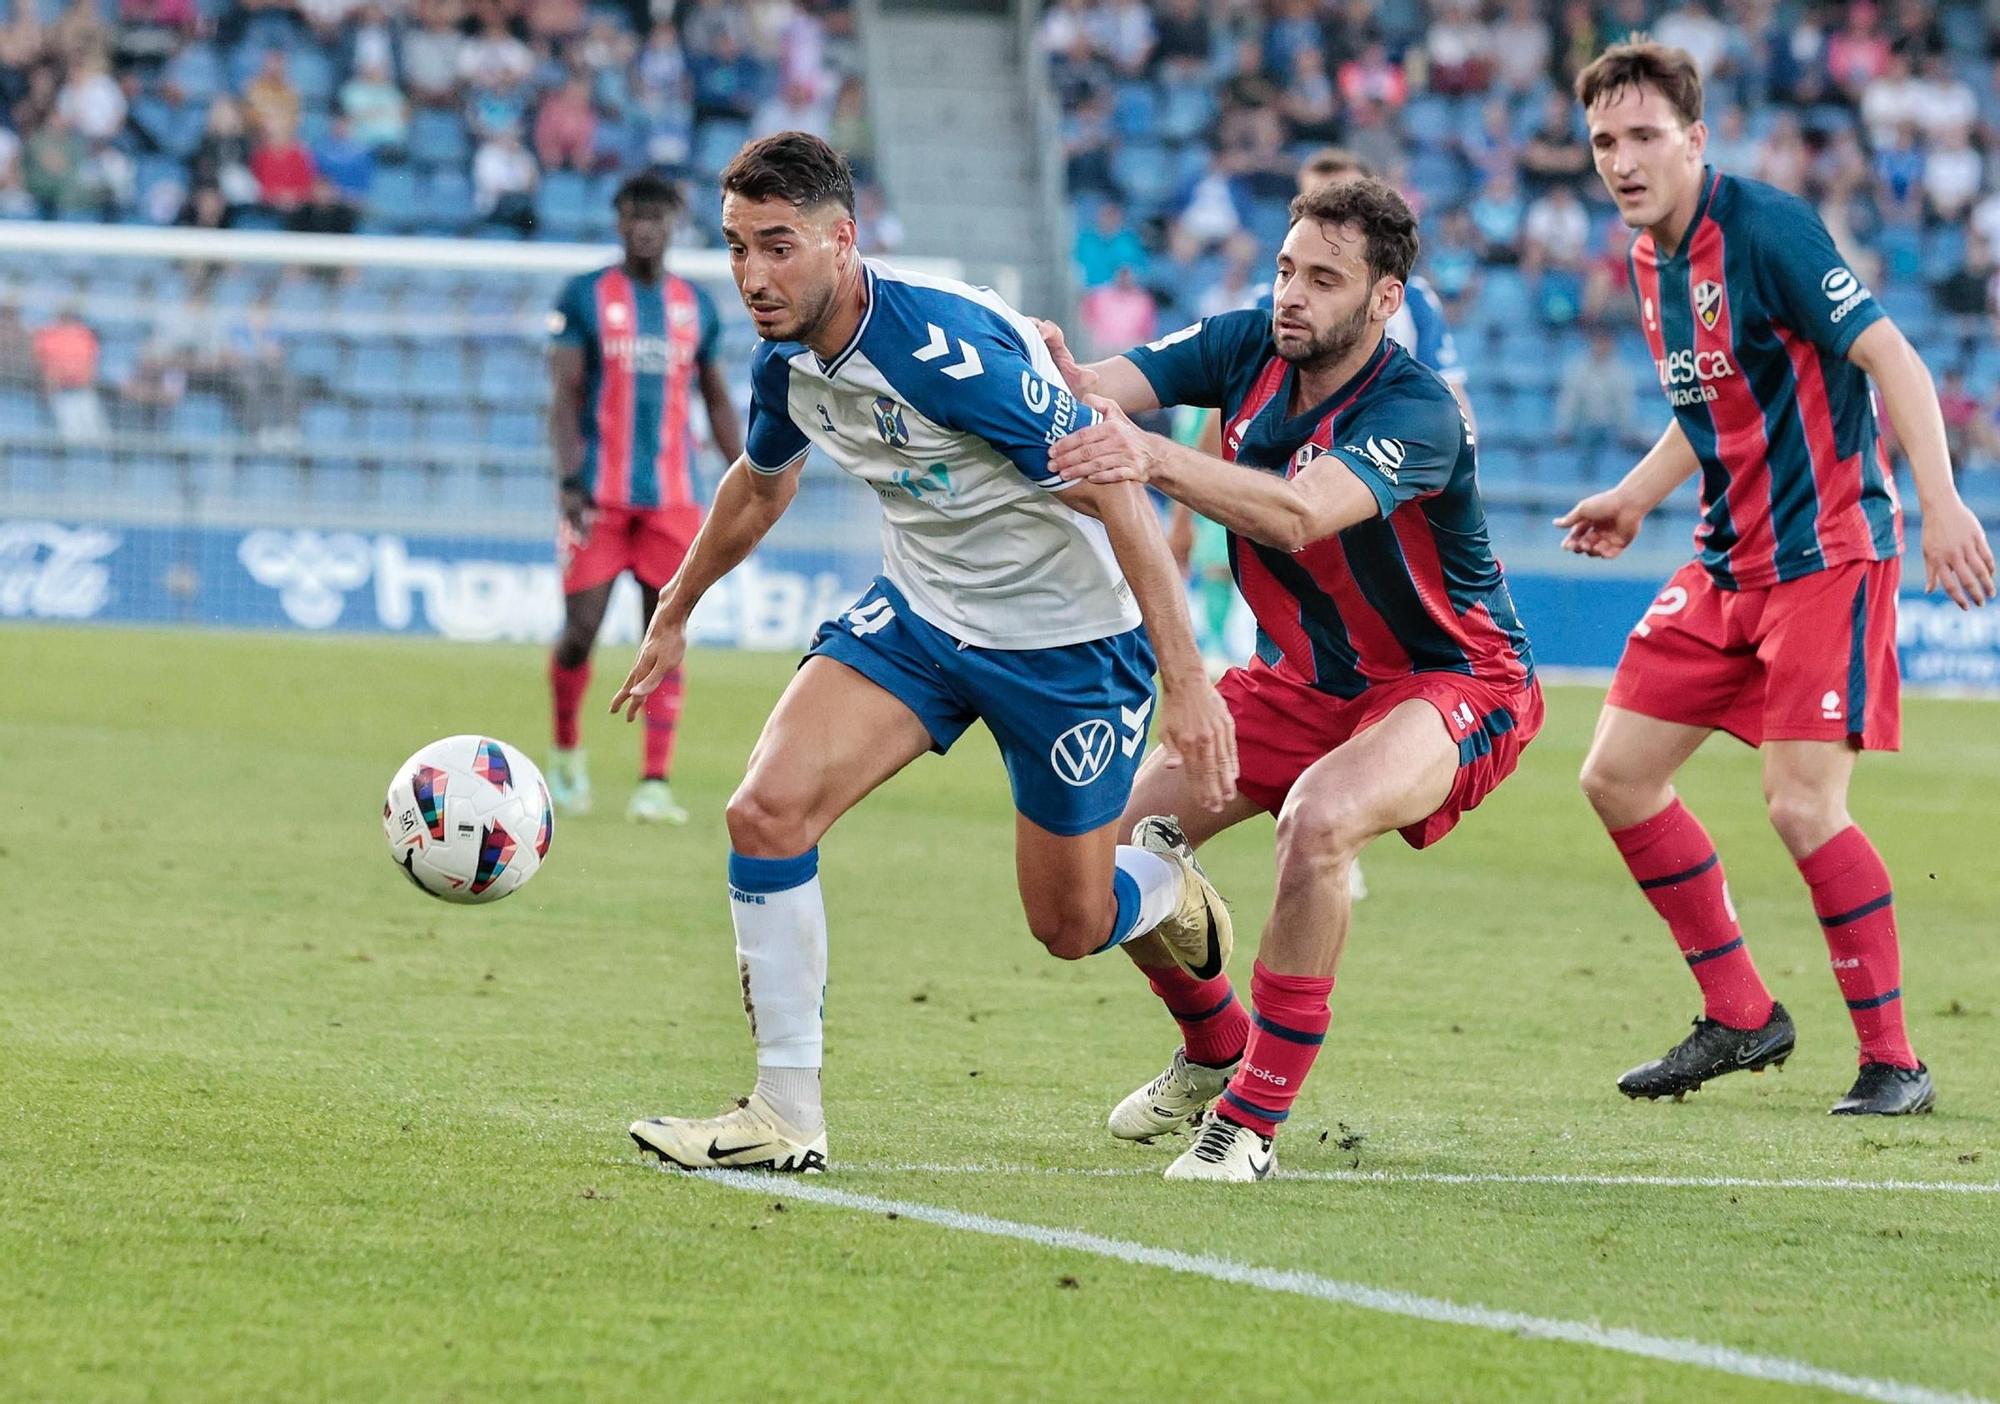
[
  {"left": 872, "top": 396, "right": 910, "bottom": 447},
  {"left": 1694, "top": 279, "right": 1722, "bottom": 330},
  {"left": 1120, "top": 698, "right": 1153, "bottom": 757},
  {"left": 1147, "top": 322, "right": 1201, "bottom": 352},
  {"left": 1050, "top": 718, "right": 1116, "bottom": 786},
  {"left": 913, "top": 322, "right": 984, "bottom": 379}
]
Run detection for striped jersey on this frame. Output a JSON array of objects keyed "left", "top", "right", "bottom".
[
  {"left": 548, "top": 265, "right": 721, "bottom": 510},
  {"left": 743, "top": 260, "right": 1140, "bottom": 650},
  {"left": 1126, "top": 310, "right": 1533, "bottom": 699},
  {"left": 1629, "top": 168, "right": 1901, "bottom": 590}
]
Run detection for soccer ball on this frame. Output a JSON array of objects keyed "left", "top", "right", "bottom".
[{"left": 383, "top": 735, "right": 552, "bottom": 904}]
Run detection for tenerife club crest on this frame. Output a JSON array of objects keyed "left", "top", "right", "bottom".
[
  {"left": 1693, "top": 279, "right": 1722, "bottom": 331},
  {"left": 872, "top": 396, "right": 910, "bottom": 448}
]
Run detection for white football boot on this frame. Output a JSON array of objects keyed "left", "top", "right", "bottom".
[
  {"left": 547, "top": 748, "right": 592, "bottom": 815},
  {"left": 1108, "top": 1046, "right": 1240, "bottom": 1141},
  {"left": 629, "top": 1092, "right": 828, "bottom": 1173},
  {"left": 1131, "top": 814, "right": 1234, "bottom": 980},
  {"left": 626, "top": 778, "right": 688, "bottom": 825},
  {"left": 1164, "top": 1112, "right": 1275, "bottom": 1182}
]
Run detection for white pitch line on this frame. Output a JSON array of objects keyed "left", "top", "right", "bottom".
[
  {"left": 843, "top": 1161, "right": 2000, "bottom": 1194},
  {"left": 696, "top": 1170, "right": 1987, "bottom": 1404}
]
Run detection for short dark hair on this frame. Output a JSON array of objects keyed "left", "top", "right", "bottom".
[
  {"left": 1287, "top": 177, "right": 1419, "bottom": 285},
  {"left": 614, "top": 170, "right": 682, "bottom": 212},
  {"left": 719, "top": 131, "right": 855, "bottom": 215},
  {"left": 1575, "top": 40, "right": 1704, "bottom": 128},
  {"left": 1300, "top": 146, "right": 1374, "bottom": 183}
]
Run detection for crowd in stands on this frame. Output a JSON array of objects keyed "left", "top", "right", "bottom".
[
  {"left": 1048, "top": 0, "right": 2000, "bottom": 475},
  {"left": 0, "top": 0, "right": 880, "bottom": 242}
]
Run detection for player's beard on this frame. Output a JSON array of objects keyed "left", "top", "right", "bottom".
[
  {"left": 769, "top": 272, "right": 842, "bottom": 344},
  {"left": 1274, "top": 297, "right": 1372, "bottom": 374}
]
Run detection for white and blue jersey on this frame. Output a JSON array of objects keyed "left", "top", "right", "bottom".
[
  {"left": 746, "top": 260, "right": 1142, "bottom": 650},
  {"left": 747, "top": 260, "right": 1155, "bottom": 836},
  {"left": 1255, "top": 273, "right": 1464, "bottom": 385}
]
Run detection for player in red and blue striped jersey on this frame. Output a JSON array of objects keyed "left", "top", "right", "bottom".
[
  {"left": 545, "top": 172, "right": 743, "bottom": 824},
  {"left": 1042, "top": 178, "right": 1542, "bottom": 1180},
  {"left": 1558, "top": 44, "right": 1995, "bottom": 1115}
]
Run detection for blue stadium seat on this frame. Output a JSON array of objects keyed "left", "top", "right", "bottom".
[
  {"left": 409, "top": 109, "right": 470, "bottom": 170},
  {"left": 410, "top": 346, "right": 471, "bottom": 399},
  {"left": 367, "top": 167, "right": 423, "bottom": 233},
  {"left": 304, "top": 460, "right": 367, "bottom": 507},
  {"left": 420, "top": 170, "right": 475, "bottom": 233},
  {"left": 359, "top": 402, "right": 419, "bottom": 444},
  {"left": 1157, "top": 86, "right": 1216, "bottom": 144},
  {"left": 1403, "top": 94, "right": 1456, "bottom": 150},
  {"left": 485, "top": 407, "right": 539, "bottom": 447},
  {"left": 172, "top": 393, "right": 233, "bottom": 439},
  {"left": 240, "top": 461, "right": 306, "bottom": 503},
  {"left": 1111, "top": 81, "right": 1160, "bottom": 140},
  {"left": 495, "top": 469, "right": 546, "bottom": 513},
  {"left": 424, "top": 404, "right": 480, "bottom": 445},
  {"left": 0, "top": 388, "right": 44, "bottom": 432},
  {"left": 538, "top": 171, "right": 593, "bottom": 241},
  {"left": 377, "top": 463, "right": 432, "bottom": 510},
  {"left": 301, "top": 401, "right": 352, "bottom": 442},
  {"left": 693, "top": 119, "right": 750, "bottom": 177},
  {"left": 290, "top": 48, "right": 336, "bottom": 106},
  {"left": 1110, "top": 142, "right": 1177, "bottom": 213}
]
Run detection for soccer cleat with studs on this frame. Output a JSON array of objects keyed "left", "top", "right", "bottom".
[
  {"left": 1829, "top": 1061, "right": 1935, "bottom": 1116},
  {"left": 546, "top": 748, "right": 592, "bottom": 815},
  {"left": 1108, "top": 1046, "right": 1241, "bottom": 1141},
  {"left": 626, "top": 778, "right": 688, "bottom": 825},
  {"left": 1617, "top": 1001, "right": 1796, "bottom": 1101},
  {"left": 1130, "top": 814, "right": 1234, "bottom": 980},
  {"left": 630, "top": 1091, "right": 828, "bottom": 1173},
  {"left": 1164, "top": 1111, "right": 1275, "bottom": 1182}
]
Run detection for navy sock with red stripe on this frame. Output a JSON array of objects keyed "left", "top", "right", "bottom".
[
  {"left": 1799, "top": 825, "right": 1916, "bottom": 1069},
  {"left": 1141, "top": 964, "right": 1249, "bottom": 1068},
  {"left": 1611, "top": 800, "right": 1775, "bottom": 1030},
  {"left": 1216, "top": 960, "right": 1333, "bottom": 1138}
]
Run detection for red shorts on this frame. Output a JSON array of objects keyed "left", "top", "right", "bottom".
[
  {"left": 559, "top": 504, "right": 701, "bottom": 595},
  {"left": 1218, "top": 659, "right": 1545, "bottom": 849},
  {"left": 1607, "top": 557, "right": 1901, "bottom": 750}
]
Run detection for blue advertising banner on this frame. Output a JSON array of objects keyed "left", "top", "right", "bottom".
[{"left": 4, "top": 516, "right": 1998, "bottom": 691}]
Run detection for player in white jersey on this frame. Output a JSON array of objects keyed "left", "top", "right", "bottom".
[{"left": 611, "top": 132, "right": 1238, "bottom": 1172}]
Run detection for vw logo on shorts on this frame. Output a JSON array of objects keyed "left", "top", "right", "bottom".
[{"left": 1050, "top": 719, "right": 1116, "bottom": 787}]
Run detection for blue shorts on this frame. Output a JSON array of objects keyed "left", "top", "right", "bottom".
[{"left": 806, "top": 576, "right": 1156, "bottom": 837}]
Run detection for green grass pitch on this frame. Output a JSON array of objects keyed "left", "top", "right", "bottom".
[{"left": 2, "top": 626, "right": 1996, "bottom": 1403}]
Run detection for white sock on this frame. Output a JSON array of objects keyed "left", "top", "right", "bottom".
[
  {"left": 753, "top": 1066, "right": 823, "bottom": 1133},
  {"left": 727, "top": 848, "right": 827, "bottom": 1132},
  {"left": 1107, "top": 844, "right": 1182, "bottom": 947}
]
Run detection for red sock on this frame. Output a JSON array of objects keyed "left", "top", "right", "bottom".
[
  {"left": 1799, "top": 826, "right": 1915, "bottom": 1068},
  {"left": 1610, "top": 800, "right": 1773, "bottom": 1029},
  {"left": 550, "top": 658, "right": 591, "bottom": 750},
  {"left": 1142, "top": 964, "right": 1249, "bottom": 1068},
  {"left": 1217, "top": 960, "right": 1333, "bottom": 1138},
  {"left": 642, "top": 667, "right": 684, "bottom": 780}
]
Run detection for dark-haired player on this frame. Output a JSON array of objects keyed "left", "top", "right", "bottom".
[
  {"left": 1557, "top": 43, "right": 1994, "bottom": 1114},
  {"left": 546, "top": 172, "right": 742, "bottom": 824},
  {"left": 614, "top": 133, "right": 1236, "bottom": 1172},
  {"left": 1043, "top": 178, "right": 1540, "bottom": 1180}
]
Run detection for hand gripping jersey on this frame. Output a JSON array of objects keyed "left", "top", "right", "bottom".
[
  {"left": 549, "top": 266, "right": 722, "bottom": 511},
  {"left": 744, "top": 260, "right": 1141, "bottom": 650},
  {"left": 1628, "top": 168, "right": 1902, "bottom": 590},
  {"left": 1127, "top": 309, "right": 1533, "bottom": 699}
]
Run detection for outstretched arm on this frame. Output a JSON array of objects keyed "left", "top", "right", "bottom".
[
  {"left": 1848, "top": 319, "right": 1995, "bottom": 608},
  {"left": 1553, "top": 418, "right": 1702, "bottom": 559},
  {"left": 1053, "top": 397, "right": 1379, "bottom": 552},
  {"left": 1060, "top": 475, "right": 1236, "bottom": 811},
  {"left": 610, "top": 456, "right": 803, "bottom": 718}
]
